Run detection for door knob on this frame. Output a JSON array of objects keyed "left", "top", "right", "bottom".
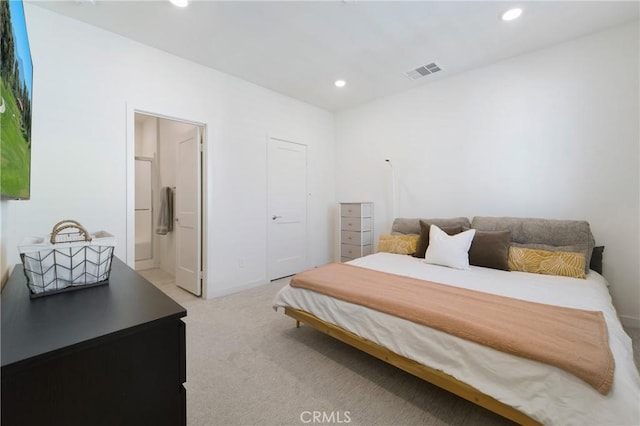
[{"left": 272, "top": 215, "right": 282, "bottom": 220}]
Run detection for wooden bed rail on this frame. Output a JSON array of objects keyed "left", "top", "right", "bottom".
[{"left": 284, "top": 307, "right": 542, "bottom": 426}]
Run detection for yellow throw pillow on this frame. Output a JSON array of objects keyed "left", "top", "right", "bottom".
[
  {"left": 508, "top": 246, "right": 586, "bottom": 279},
  {"left": 377, "top": 234, "right": 420, "bottom": 255}
]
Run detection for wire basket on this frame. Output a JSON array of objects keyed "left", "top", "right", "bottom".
[{"left": 19, "top": 220, "right": 116, "bottom": 298}]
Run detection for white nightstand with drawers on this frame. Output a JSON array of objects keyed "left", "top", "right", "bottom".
[{"left": 340, "top": 202, "right": 373, "bottom": 262}]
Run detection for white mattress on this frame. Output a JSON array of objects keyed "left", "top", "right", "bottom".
[{"left": 273, "top": 252, "right": 640, "bottom": 426}]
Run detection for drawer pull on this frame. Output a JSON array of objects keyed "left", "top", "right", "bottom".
[{"left": 347, "top": 223, "right": 352, "bottom": 226}]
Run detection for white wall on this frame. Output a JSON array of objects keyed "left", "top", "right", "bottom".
[
  {"left": 335, "top": 22, "right": 640, "bottom": 326},
  {"left": 135, "top": 117, "right": 158, "bottom": 159},
  {"left": 0, "top": 5, "right": 335, "bottom": 298}
]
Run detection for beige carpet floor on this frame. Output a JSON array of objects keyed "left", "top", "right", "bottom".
[{"left": 138, "top": 268, "right": 640, "bottom": 426}]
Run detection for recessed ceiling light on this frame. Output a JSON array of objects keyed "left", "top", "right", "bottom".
[
  {"left": 334, "top": 80, "right": 346, "bottom": 88},
  {"left": 501, "top": 8, "right": 522, "bottom": 21},
  {"left": 170, "top": 0, "right": 189, "bottom": 7}
]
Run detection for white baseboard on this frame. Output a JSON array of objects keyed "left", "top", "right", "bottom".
[
  {"left": 619, "top": 315, "right": 640, "bottom": 329},
  {"left": 206, "top": 279, "right": 268, "bottom": 299}
]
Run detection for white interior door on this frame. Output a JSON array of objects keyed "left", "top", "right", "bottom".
[
  {"left": 175, "top": 127, "right": 202, "bottom": 295},
  {"left": 268, "top": 137, "right": 308, "bottom": 280}
]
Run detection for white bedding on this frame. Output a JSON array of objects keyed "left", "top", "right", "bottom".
[{"left": 273, "top": 252, "right": 640, "bottom": 426}]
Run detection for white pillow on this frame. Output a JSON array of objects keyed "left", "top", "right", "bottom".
[{"left": 424, "top": 225, "right": 476, "bottom": 270}]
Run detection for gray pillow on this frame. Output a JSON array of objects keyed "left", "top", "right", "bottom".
[{"left": 590, "top": 246, "right": 604, "bottom": 275}]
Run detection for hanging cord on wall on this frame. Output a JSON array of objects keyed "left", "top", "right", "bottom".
[{"left": 385, "top": 159, "right": 397, "bottom": 219}]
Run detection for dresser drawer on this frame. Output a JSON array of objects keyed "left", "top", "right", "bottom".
[
  {"left": 341, "top": 217, "right": 372, "bottom": 231},
  {"left": 341, "top": 243, "right": 372, "bottom": 259},
  {"left": 340, "top": 203, "right": 373, "bottom": 218},
  {"left": 341, "top": 230, "right": 372, "bottom": 245}
]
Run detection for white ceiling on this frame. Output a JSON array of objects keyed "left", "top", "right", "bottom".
[{"left": 32, "top": 1, "right": 639, "bottom": 112}]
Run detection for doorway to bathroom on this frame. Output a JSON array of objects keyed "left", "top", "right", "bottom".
[{"left": 133, "top": 112, "right": 204, "bottom": 297}]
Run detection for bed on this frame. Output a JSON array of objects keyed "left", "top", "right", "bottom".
[{"left": 273, "top": 216, "right": 640, "bottom": 425}]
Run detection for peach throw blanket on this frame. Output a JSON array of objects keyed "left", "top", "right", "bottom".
[{"left": 290, "top": 263, "right": 614, "bottom": 394}]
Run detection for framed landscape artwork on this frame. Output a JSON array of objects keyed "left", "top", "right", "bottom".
[{"left": 1, "top": 0, "right": 33, "bottom": 200}]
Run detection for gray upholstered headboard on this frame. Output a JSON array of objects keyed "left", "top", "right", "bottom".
[
  {"left": 471, "top": 216, "right": 595, "bottom": 273},
  {"left": 391, "top": 217, "right": 470, "bottom": 235},
  {"left": 470, "top": 216, "right": 594, "bottom": 249},
  {"left": 390, "top": 216, "right": 596, "bottom": 273}
]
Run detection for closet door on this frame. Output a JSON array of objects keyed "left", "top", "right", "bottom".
[{"left": 267, "top": 137, "right": 308, "bottom": 280}]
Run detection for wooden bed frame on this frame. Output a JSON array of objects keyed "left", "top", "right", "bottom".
[{"left": 284, "top": 307, "right": 541, "bottom": 426}]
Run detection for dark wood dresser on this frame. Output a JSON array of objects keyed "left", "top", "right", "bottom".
[{"left": 1, "top": 257, "right": 187, "bottom": 426}]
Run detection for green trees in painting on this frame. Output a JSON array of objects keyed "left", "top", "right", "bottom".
[{"left": 1, "top": 0, "right": 33, "bottom": 199}]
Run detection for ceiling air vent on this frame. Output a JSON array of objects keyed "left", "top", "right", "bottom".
[{"left": 405, "top": 62, "right": 442, "bottom": 80}]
